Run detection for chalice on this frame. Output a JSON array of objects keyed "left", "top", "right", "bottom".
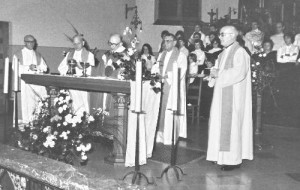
[
  {"left": 80, "top": 62, "right": 90, "bottom": 77},
  {"left": 67, "top": 59, "right": 77, "bottom": 76}
]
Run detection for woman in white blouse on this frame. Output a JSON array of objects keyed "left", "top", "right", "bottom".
[
  {"left": 277, "top": 33, "right": 299, "bottom": 63},
  {"left": 141, "top": 43, "right": 156, "bottom": 71}
]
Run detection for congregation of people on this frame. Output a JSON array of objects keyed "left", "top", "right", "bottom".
[{"left": 13, "top": 20, "right": 300, "bottom": 171}]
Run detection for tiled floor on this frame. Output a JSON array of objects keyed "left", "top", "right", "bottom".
[
  {"left": 1, "top": 115, "right": 300, "bottom": 190},
  {"left": 81, "top": 121, "right": 300, "bottom": 190}
]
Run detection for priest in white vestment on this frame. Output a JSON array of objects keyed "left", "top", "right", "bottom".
[
  {"left": 12, "top": 35, "right": 48, "bottom": 124},
  {"left": 58, "top": 35, "right": 95, "bottom": 114},
  {"left": 206, "top": 26, "right": 253, "bottom": 171},
  {"left": 156, "top": 33, "right": 187, "bottom": 145}
]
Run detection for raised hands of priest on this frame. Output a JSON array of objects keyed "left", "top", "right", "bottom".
[
  {"left": 210, "top": 68, "right": 219, "bottom": 78},
  {"left": 29, "top": 64, "right": 37, "bottom": 71}
]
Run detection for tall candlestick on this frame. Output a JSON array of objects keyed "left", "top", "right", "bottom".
[
  {"left": 3, "top": 58, "right": 9, "bottom": 94},
  {"left": 259, "top": 0, "right": 262, "bottom": 8},
  {"left": 13, "top": 58, "right": 19, "bottom": 92},
  {"left": 293, "top": 1, "right": 296, "bottom": 17},
  {"left": 135, "top": 60, "right": 142, "bottom": 112},
  {"left": 172, "top": 61, "right": 178, "bottom": 111},
  {"left": 262, "top": 0, "right": 264, "bottom": 8},
  {"left": 281, "top": 3, "right": 284, "bottom": 22}
]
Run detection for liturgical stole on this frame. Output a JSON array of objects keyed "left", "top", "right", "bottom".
[
  {"left": 15, "top": 50, "right": 42, "bottom": 65},
  {"left": 157, "top": 48, "right": 180, "bottom": 132},
  {"left": 67, "top": 47, "right": 89, "bottom": 63},
  {"left": 219, "top": 42, "right": 241, "bottom": 152}
]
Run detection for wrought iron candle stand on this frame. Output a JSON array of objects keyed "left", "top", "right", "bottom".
[
  {"left": 122, "top": 111, "right": 154, "bottom": 185},
  {"left": 157, "top": 110, "right": 186, "bottom": 181}
]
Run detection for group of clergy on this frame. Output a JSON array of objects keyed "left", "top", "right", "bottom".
[{"left": 14, "top": 21, "right": 258, "bottom": 171}]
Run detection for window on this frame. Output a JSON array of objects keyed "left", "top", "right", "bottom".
[{"left": 155, "top": 0, "right": 202, "bottom": 25}]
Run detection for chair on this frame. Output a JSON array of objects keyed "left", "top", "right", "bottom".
[{"left": 186, "top": 76, "right": 203, "bottom": 124}]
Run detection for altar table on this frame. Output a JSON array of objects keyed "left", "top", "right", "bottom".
[{"left": 21, "top": 74, "right": 130, "bottom": 164}]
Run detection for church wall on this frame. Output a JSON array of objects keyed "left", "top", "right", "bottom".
[
  {"left": 0, "top": 0, "right": 182, "bottom": 72},
  {"left": 0, "top": 0, "right": 135, "bottom": 71}
]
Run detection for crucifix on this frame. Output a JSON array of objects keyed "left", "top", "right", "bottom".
[{"left": 208, "top": 9, "right": 217, "bottom": 24}]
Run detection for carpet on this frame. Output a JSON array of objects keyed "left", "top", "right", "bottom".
[{"left": 149, "top": 143, "right": 205, "bottom": 165}]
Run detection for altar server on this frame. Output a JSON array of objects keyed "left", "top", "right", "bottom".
[
  {"left": 58, "top": 34, "right": 95, "bottom": 114},
  {"left": 12, "top": 35, "right": 48, "bottom": 124},
  {"left": 206, "top": 26, "right": 253, "bottom": 171},
  {"left": 155, "top": 33, "right": 187, "bottom": 145}
]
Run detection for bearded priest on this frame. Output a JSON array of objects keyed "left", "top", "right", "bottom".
[
  {"left": 206, "top": 26, "right": 253, "bottom": 171},
  {"left": 58, "top": 34, "right": 95, "bottom": 114},
  {"left": 155, "top": 33, "right": 187, "bottom": 145}
]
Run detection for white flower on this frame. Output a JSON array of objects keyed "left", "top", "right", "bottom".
[
  {"left": 53, "top": 131, "right": 58, "bottom": 136},
  {"left": 63, "top": 104, "right": 68, "bottom": 110},
  {"left": 256, "top": 62, "right": 260, "bottom": 66},
  {"left": 32, "top": 134, "right": 38, "bottom": 140},
  {"left": 85, "top": 143, "right": 92, "bottom": 151},
  {"left": 81, "top": 154, "right": 88, "bottom": 160},
  {"left": 88, "top": 115, "right": 95, "bottom": 122},
  {"left": 59, "top": 96, "right": 64, "bottom": 102},
  {"left": 58, "top": 107, "right": 63, "bottom": 113},
  {"left": 263, "top": 53, "right": 267, "bottom": 57},
  {"left": 57, "top": 123, "right": 61, "bottom": 127},
  {"left": 103, "top": 111, "right": 109, "bottom": 116},
  {"left": 76, "top": 146, "right": 82, "bottom": 151},
  {"left": 59, "top": 131, "right": 68, "bottom": 140},
  {"left": 118, "top": 74, "right": 125, "bottom": 80},
  {"left": 53, "top": 97, "right": 58, "bottom": 104},
  {"left": 67, "top": 130, "right": 70, "bottom": 134},
  {"left": 258, "top": 54, "right": 262, "bottom": 57},
  {"left": 65, "top": 114, "right": 73, "bottom": 123},
  {"left": 43, "top": 126, "right": 51, "bottom": 133},
  {"left": 78, "top": 134, "right": 83, "bottom": 139},
  {"left": 127, "top": 48, "right": 134, "bottom": 56},
  {"left": 63, "top": 121, "right": 68, "bottom": 126}
]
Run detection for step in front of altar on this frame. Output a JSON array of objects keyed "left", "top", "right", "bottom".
[{"left": 0, "top": 144, "right": 120, "bottom": 190}]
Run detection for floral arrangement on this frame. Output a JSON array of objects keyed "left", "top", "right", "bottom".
[
  {"left": 251, "top": 52, "right": 276, "bottom": 94},
  {"left": 17, "top": 90, "right": 108, "bottom": 165},
  {"left": 103, "top": 31, "right": 161, "bottom": 93}
]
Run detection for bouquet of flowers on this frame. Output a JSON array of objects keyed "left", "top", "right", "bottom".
[
  {"left": 16, "top": 90, "right": 107, "bottom": 165},
  {"left": 103, "top": 34, "right": 161, "bottom": 92},
  {"left": 251, "top": 52, "right": 276, "bottom": 94}
]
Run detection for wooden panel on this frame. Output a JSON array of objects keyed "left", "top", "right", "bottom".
[{"left": 21, "top": 74, "right": 131, "bottom": 94}]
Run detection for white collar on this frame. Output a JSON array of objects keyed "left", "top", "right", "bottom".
[{"left": 23, "top": 47, "right": 34, "bottom": 53}]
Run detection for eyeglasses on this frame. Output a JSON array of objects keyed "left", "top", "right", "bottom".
[
  {"left": 219, "top": 33, "right": 233, "bottom": 37},
  {"left": 24, "top": 41, "right": 35, "bottom": 43},
  {"left": 108, "top": 41, "right": 120, "bottom": 46}
]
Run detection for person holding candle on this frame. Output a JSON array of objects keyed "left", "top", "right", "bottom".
[
  {"left": 58, "top": 34, "right": 95, "bottom": 114},
  {"left": 206, "top": 26, "right": 253, "bottom": 171},
  {"left": 155, "top": 33, "right": 187, "bottom": 145},
  {"left": 12, "top": 35, "right": 48, "bottom": 124}
]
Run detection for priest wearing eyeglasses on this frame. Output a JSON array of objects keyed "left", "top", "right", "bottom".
[
  {"left": 155, "top": 33, "right": 187, "bottom": 145},
  {"left": 12, "top": 35, "right": 48, "bottom": 124},
  {"left": 206, "top": 26, "right": 253, "bottom": 171},
  {"left": 58, "top": 34, "right": 95, "bottom": 114}
]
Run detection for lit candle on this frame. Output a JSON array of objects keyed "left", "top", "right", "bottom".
[
  {"left": 13, "top": 57, "right": 19, "bottom": 92},
  {"left": 172, "top": 61, "right": 178, "bottom": 111},
  {"left": 3, "top": 58, "right": 9, "bottom": 94},
  {"left": 135, "top": 60, "right": 142, "bottom": 112},
  {"left": 281, "top": 3, "right": 284, "bottom": 21}
]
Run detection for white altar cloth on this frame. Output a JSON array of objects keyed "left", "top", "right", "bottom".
[{"left": 125, "top": 81, "right": 161, "bottom": 167}]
